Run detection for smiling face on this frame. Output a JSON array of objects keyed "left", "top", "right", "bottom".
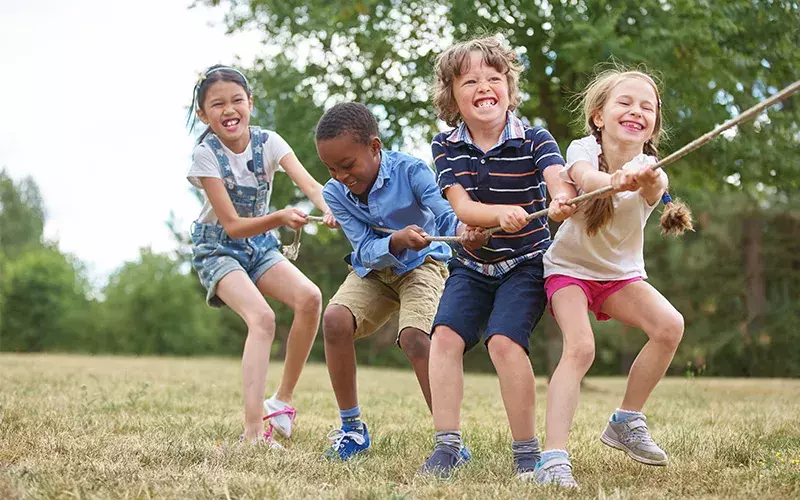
[
  {"left": 593, "top": 77, "right": 659, "bottom": 148},
  {"left": 316, "top": 133, "right": 382, "bottom": 197},
  {"left": 452, "top": 51, "right": 510, "bottom": 131},
  {"left": 196, "top": 80, "right": 253, "bottom": 153}
]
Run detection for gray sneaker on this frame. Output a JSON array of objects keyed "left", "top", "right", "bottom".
[
  {"left": 532, "top": 456, "right": 579, "bottom": 488},
  {"left": 600, "top": 414, "right": 668, "bottom": 466}
]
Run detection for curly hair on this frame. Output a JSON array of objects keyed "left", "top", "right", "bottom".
[
  {"left": 315, "top": 102, "right": 379, "bottom": 145},
  {"left": 433, "top": 35, "right": 523, "bottom": 127}
]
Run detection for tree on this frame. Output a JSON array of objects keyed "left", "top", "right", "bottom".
[{"left": 0, "top": 168, "right": 45, "bottom": 260}]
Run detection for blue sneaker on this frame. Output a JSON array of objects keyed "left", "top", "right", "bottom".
[
  {"left": 420, "top": 445, "right": 468, "bottom": 478},
  {"left": 322, "top": 423, "right": 371, "bottom": 460}
]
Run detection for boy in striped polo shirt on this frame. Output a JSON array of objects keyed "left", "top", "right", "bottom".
[{"left": 420, "top": 36, "right": 576, "bottom": 479}]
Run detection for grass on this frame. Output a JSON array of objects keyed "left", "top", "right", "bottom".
[{"left": 1, "top": 353, "right": 799, "bottom": 499}]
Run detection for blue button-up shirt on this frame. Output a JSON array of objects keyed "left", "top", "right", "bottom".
[{"left": 322, "top": 149, "right": 460, "bottom": 278}]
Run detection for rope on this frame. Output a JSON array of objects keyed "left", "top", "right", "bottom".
[{"left": 281, "top": 79, "right": 800, "bottom": 259}]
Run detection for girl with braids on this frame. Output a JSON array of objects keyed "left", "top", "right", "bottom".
[
  {"left": 187, "top": 65, "right": 337, "bottom": 448},
  {"left": 536, "top": 69, "right": 693, "bottom": 487}
]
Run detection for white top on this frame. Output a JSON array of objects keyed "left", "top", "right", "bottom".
[
  {"left": 543, "top": 135, "right": 664, "bottom": 280},
  {"left": 187, "top": 130, "right": 293, "bottom": 225}
]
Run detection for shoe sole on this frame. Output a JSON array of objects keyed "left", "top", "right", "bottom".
[{"left": 600, "top": 434, "right": 668, "bottom": 466}]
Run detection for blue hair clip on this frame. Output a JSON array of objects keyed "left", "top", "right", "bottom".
[{"left": 661, "top": 191, "right": 672, "bottom": 205}]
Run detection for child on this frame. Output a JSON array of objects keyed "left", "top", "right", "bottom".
[
  {"left": 315, "top": 102, "right": 485, "bottom": 460},
  {"left": 537, "top": 69, "right": 692, "bottom": 487},
  {"left": 421, "top": 36, "right": 577, "bottom": 479},
  {"left": 186, "top": 65, "right": 337, "bottom": 447}
]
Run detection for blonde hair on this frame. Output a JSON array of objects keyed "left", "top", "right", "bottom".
[
  {"left": 433, "top": 35, "right": 522, "bottom": 128},
  {"left": 578, "top": 69, "right": 693, "bottom": 236}
]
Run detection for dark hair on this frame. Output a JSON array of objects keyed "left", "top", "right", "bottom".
[
  {"left": 186, "top": 65, "right": 251, "bottom": 144},
  {"left": 315, "top": 102, "right": 379, "bottom": 146}
]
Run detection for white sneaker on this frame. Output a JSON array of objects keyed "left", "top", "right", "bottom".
[{"left": 263, "top": 396, "right": 297, "bottom": 438}]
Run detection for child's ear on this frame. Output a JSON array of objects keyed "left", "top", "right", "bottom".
[
  {"left": 591, "top": 111, "right": 604, "bottom": 130},
  {"left": 370, "top": 136, "right": 382, "bottom": 157},
  {"left": 196, "top": 108, "right": 209, "bottom": 125},
  {"left": 249, "top": 95, "right": 254, "bottom": 111}
]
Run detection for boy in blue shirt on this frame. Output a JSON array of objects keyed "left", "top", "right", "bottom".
[
  {"left": 421, "top": 36, "right": 576, "bottom": 479},
  {"left": 316, "top": 102, "right": 485, "bottom": 460}
]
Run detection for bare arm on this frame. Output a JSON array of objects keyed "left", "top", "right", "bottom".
[
  {"left": 543, "top": 165, "right": 578, "bottom": 222},
  {"left": 445, "top": 184, "right": 528, "bottom": 233},
  {"left": 200, "top": 177, "right": 306, "bottom": 239},
  {"left": 279, "top": 152, "right": 337, "bottom": 227}
]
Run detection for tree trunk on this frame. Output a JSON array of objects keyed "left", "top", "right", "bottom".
[{"left": 743, "top": 213, "right": 765, "bottom": 375}]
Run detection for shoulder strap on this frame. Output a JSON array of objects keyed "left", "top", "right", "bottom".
[{"left": 202, "top": 133, "right": 235, "bottom": 189}]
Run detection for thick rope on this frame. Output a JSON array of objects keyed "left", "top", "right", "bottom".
[{"left": 281, "top": 79, "right": 800, "bottom": 259}]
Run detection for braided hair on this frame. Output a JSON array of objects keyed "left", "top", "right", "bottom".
[{"left": 578, "top": 69, "right": 693, "bottom": 237}]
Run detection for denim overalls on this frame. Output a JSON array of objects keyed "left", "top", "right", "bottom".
[{"left": 191, "top": 126, "right": 286, "bottom": 307}]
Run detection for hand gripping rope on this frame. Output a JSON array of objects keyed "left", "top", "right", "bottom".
[{"left": 282, "top": 79, "right": 800, "bottom": 260}]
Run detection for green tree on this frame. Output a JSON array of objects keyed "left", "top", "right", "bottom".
[
  {"left": 0, "top": 168, "right": 45, "bottom": 260},
  {"left": 100, "top": 249, "right": 224, "bottom": 355},
  {"left": 0, "top": 246, "right": 92, "bottom": 352}
]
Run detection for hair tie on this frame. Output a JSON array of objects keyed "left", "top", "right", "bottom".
[{"left": 661, "top": 191, "right": 672, "bottom": 205}]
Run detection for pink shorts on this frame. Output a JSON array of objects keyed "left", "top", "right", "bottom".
[{"left": 544, "top": 274, "right": 643, "bottom": 321}]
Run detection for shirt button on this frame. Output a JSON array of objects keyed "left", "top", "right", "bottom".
[{"left": 480, "top": 159, "right": 486, "bottom": 164}]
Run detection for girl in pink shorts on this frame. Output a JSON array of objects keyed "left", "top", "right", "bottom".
[{"left": 535, "top": 69, "right": 694, "bottom": 487}]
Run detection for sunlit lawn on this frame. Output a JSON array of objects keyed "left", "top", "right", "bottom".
[{"left": 1, "top": 353, "right": 799, "bottom": 499}]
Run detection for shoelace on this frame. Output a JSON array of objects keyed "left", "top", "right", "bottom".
[
  {"left": 624, "top": 421, "right": 656, "bottom": 446},
  {"left": 327, "top": 428, "right": 365, "bottom": 451},
  {"left": 264, "top": 406, "right": 297, "bottom": 424}
]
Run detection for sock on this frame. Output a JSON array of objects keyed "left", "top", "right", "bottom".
[
  {"left": 340, "top": 406, "right": 362, "bottom": 431},
  {"left": 512, "top": 436, "right": 542, "bottom": 460},
  {"left": 538, "top": 449, "right": 569, "bottom": 468},
  {"left": 434, "top": 430, "right": 463, "bottom": 453},
  {"left": 613, "top": 408, "right": 644, "bottom": 422}
]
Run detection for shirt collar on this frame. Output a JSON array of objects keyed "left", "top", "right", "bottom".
[{"left": 446, "top": 111, "right": 526, "bottom": 148}]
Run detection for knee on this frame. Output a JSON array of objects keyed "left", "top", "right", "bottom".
[
  {"left": 652, "top": 311, "right": 684, "bottom": 351},
  {"left": 295, "top": 283, "right": 322, "bottom": 315},
  {"left": 323, "top": 305, "right": 355, "bottom": 344},
  {"left": 432, "top": 326, "right": 465, "bottom": 355},
  {"left": 562, "top": 340, "right": 595, "bottom": 371},
  {"left": 487, "top": 335, "right": 525, "bottom": 365},
  {"left": 399, "top": 328, "right": 431, "bottom": 362},
  {"left": 244, "top": 307, "right": 276, "bottom": 341}
]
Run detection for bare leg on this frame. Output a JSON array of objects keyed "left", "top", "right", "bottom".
[
  {"left": 215, "top": 271, "right": 276, "bottom": 440},
  {"left": 487, "top": 335, "right": 536, "bottom": 441},
  {"left": 322, "top": 305, "right": 359, "bottom": 410},
  {"left": 429, "top": 326, "right": 465, "bottom": 432},
  {"left": 600, "top": 281, "right": 684, "bottom": 411},
  {"left": 256, "top": 261, "right": 322, "bottom": 403},
  {"left": 398, "top": 327, "right": 433, "bottom": 412},
  {"left": 544, "top": 286, "right": 595, "bottom": 450}
]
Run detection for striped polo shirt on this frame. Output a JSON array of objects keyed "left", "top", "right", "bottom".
[{"left": 432, "top": 112, "right": 565, "bottom": 276}]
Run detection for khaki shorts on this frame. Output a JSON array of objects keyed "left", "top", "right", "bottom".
[{"left": 329, "top": 258, "right": 448, "bottom": 342}]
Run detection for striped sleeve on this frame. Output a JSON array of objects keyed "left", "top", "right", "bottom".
[
  {"left": 531, "top": 128, "right": 565, "bottom": 171},
  {"left": 431, "top": 137, "right": 458, "bottom": 196}
]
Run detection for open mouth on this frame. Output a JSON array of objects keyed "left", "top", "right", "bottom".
[
  {"left": 474, "top": 97, "right": 497, "bottom": 109},
  {"left": 222, "top": 118, "right": 240, "bottom": 131},
  {"left": 620, "top": 120, "right": 644, "bottom": 132}
]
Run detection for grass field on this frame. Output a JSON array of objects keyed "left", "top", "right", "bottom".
[{"left": 1, "top": 354, "right": 798, "bottom": 499}]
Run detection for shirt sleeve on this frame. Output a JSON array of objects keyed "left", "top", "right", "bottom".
[
  {"left": 408, "top": 160, "right": 460, "bottom": 237},
  {"left": 431, "top": 137, "right": 459, "bottom": 196},
  {"left": 322, "top": 185, "right": 405, "bottom": 270},
  {"left": 264, "top": 130, "right": 293, "bottom": 174},
  {"left": 562, "top": 136, "right": 600, "bottom": 184},
  {"left": 187, "top": 144, "right": 222, "bottom": 188},
  {"left": 532, "top": 128, "right": 566, "bottom": 173}
]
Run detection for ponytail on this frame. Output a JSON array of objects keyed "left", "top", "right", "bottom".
[{"left": 581, "top": 128, "right": 615, "bottom": 236}]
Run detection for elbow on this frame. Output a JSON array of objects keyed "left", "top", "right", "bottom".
[{"left": 220, "top": 218, "right": 244, "bottom": 239}]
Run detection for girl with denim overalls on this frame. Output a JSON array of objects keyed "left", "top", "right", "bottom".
[{"left": 187, "top": 65, "right": 337, "bottom": 447}]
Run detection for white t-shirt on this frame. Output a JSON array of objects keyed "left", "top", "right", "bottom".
[
  {"left": 187, "top": 130, "right": 293, "bottom": 225},
  {"left": 543, "top": 135, "right": 664, "bottom": 280}
]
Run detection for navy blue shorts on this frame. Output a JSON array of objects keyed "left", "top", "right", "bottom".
[{"left": 431, "top": 254, "right": 547, "bottom": 353}]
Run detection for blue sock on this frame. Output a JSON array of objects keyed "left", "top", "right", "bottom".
[
  {"left": 340, "top": 406, "right": 362, "bottom": 431},
  {"left": 537, "top": 449, "right": 569, "bottom": 468},
  {"left": 613, "top": 408, "right": 644, "bottom": 422}
]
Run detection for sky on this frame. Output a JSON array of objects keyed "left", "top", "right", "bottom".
[{"left": 0, "top": 0, "right": 264, "bottom": 286}]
